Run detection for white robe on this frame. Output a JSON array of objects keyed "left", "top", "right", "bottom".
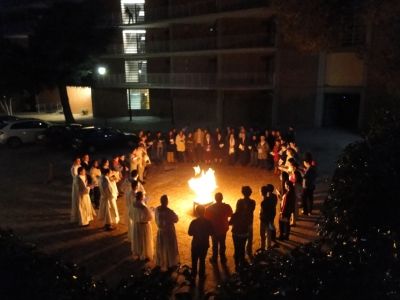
[
  {"left": 98, "top": 176, "right": 120, "bottom": 225},
  {"left": 70, "top": 164, "right": 80, "bottom": 222},
  {"left": 76, "top": 176, "right": 96, "bottom": 226},
  {"left": 125, "top": 188, "right": 135, "bottom": 241},
  {"left": 155, "top": 206, "right": 179, "bottom": 270},
  {"left": 124, "top": 181, "right": 148, "bottom": 241},
  {"left": 129, "top": 202, "right": 153, "bottom": 260}
]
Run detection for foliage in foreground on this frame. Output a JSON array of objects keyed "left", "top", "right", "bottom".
[
  {"left": 216, "top": 111, "right": 400, "bottom": 299},
  {"left": 0, "top": 229, "right": 190, "bottom": 300}
]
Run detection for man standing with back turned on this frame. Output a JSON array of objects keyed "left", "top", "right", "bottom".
[
  {"left": 205, "top": 192, "right": 233, "bottom": 264},
  {"left": 188, "top": 205, "right": 213, "bottom": 281}
]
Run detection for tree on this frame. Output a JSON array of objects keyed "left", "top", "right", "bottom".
[
  {"left": 29, "top": 0, "right": 115, "bottom": 123},
  {"left": 0, "top": 38, "right": 33, "bottom": 114},
  {"left": 272, "top": 0, "right": 400, "bottom": 99}
]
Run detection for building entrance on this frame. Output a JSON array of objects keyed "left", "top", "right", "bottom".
[{"left": 323, "top": 93, "right": 360, "bottom": 129}]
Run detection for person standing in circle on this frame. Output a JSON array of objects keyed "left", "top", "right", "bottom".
[
  {"left": 188, "top": 205, "right": 213, "bottom": 281},
  {"left": 155, "top": 195, "right": 180, "bottom": 271},
  {"left": 205, "top": 193, "right": 233, "bottom": 264}
]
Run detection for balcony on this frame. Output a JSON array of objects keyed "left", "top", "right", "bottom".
[
  {"left": 105, "top": 33, "right": 275, "bottom": 56},
  {"left": 95, "top": 72, "right": 274, "bottom": 90},
  {"left": 147, "top": 0, "right": 269, "bottom": 22},
  {"left": 103, "top": 0, "right": 269, "bottom": 26}
]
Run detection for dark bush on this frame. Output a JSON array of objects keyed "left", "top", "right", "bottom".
[{"left": 0, "top": 229, "right": 190, "bottom": 300}]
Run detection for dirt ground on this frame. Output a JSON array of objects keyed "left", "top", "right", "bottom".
[{"left": 0, "top": 127, "right": 360, "bottom": 297}]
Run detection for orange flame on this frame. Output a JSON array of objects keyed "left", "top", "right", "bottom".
[{"left": 188, "top": 166, "right": 217, "bottom": 205}]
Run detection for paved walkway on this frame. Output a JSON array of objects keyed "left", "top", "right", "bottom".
[{"left": 0, "top": 121, "right": 360, "bottom": 297}]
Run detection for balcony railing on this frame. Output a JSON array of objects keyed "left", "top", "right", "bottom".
[
  {"left": 147, "top": 0, "right": 269, "bottom": 22},
  {"left": 103, "top": 0, "right": 269, "bottom": 26},
  {"left": 95, "top": 72, "right": 273, "bottom": 89},
  {"left": 106, "top": 33, "right": 275, "bottom": 55}
]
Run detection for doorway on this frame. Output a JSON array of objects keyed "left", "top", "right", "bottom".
[{"left": 323, "top": 93, "right": 360, "bottom": 129}]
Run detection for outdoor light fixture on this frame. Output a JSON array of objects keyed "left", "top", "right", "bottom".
[{"left": 97, "top": 66, "right": 107, "bottom": 76}]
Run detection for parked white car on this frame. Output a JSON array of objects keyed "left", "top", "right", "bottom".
[{"left": 0, "top": 119, "right": 50, "bottom": 147}]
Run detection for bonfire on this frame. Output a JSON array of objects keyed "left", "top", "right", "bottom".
[{"left": 188, "top": 166, "right": 217, "bottom": 211}]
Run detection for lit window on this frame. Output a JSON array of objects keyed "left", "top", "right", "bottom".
[
  {"left": 121, "top": 0, "right": 145, "bottom": 24},
  {"left": 125, "top": 60, "right": 147, "bottom": 82},
  {"left": 127, "top": 89, "right": 150, "bottom": 110},
  {"left": 122, "top": 30, "right": 146, "bottom": 54}
]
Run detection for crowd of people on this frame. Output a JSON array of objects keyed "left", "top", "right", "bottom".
[{"left": 69, "top": 125, "right": 318, "bottom": 281}]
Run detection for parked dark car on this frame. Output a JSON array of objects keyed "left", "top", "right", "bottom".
[
  {"left": 71, "top": 126, "right": 138, "bottom": 152},
  {"left": 0, "top": 115, "right": 19, "bottom": 124},
  {"left": 38, "top": 123, "right": 84, "bottom": 149}
]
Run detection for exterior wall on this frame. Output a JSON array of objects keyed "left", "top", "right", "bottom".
[
  {"left": 170, "top": 23, "right": 216, "bottom": 51},
  {"left": 170, "top": 56, "right": 216, "bottom": 73},
  {"left": 220, "top": 53, "right": 270, "bottom": 73},
  {"left": 67, "top": 87, "right": 92, "bottom": 114},
  {"left": 223, "top": 90, "right": 273, "bottom": 127},
  {"left": 149, "top": 89, "right": 172, "bottom": 117},
  {"left": 146, "top": 27, "right": 169, "bottom": 53},
  {"left": 171, "top": 89, "right": 217, "bottom": 124},
  {"left": 92, "top": 88, "right": 128, "bottom": 118},
  {"left": 277, "top": 47, "right": 319, "bottom": 128},
  {"left": 147, "top": 57, "right": 170, "bottom": 73}
]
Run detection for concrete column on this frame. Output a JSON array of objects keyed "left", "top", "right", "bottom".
[
  {"left": 358, "top": 20, "right": 372, "bottom": 129},
  {"left": 314, "top": 52, "right": 327, "bottom": 127},
  {"left": 271, "top": 30, "right": 280, "bottom": 127}
]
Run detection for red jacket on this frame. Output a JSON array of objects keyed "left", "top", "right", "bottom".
[{"left": 205, "top": 202, "right": 233, "bottom": 235}]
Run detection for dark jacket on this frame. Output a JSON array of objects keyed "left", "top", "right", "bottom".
[
  {"left": 281, "top": 190, "right": 296, "bottom": 219},
  {"left": 260, "top": 194, "right": 277, "bottom": 223},
  {"left": 236, "top": 198, "right": 256, "bottom": 223},
  {"left": 229, "top": 212, "right": 250, "bottom": 236},
  {"left": 188, "top": 217, "right": 213, "bottom": 249},
  {"left": 303, "top": 165, "right": 317, "bottom": 189}
]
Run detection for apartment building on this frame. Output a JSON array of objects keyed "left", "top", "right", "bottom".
[
  {"left": 93, "top": 0, "right": 367, "bottom": 129},
  {"left": 1, "top": 0, "right": 367, "bottom": 129}
]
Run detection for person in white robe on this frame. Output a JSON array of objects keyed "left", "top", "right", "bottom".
[
  {"left": 70, "top": 157, "right": 81, "bottom": 223},
  {"left": 129, "top": 191, "right": 153, "bottom": 260},
  {"left": 76, "top": 167, "right": 96, "bottom": 226},
  {"left": 98, "top": 168, "right": 120, "bottom": 230},
  {"left": 122, "top": 169, "right": 147, "bottom": 204},
  {"left": 155, "top": 195, "right": 179, "bottom": 270},
  {"left": 125, "top": 180, "right": 138, "bottom": 241}
]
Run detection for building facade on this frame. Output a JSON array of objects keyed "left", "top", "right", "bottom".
[
  {"left": 1, "top": 0, "right": 366, "bottom": 129},
  {"left": 93, "top": 0, "right": 367, "bottom": 129}
]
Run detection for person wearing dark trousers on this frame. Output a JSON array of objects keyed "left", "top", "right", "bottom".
[
  {"left": 260, "top": 184, "right": 277, "bottom": 249},
  {"left": 188, "top": 205, "right": 213, "bottom": 281},
  {"left": 229, "top": 200, "right": 251, "bottom": 270},
  {"left": 279, "top": 181, "right": 296, "bottom": 240},
  {"left": 302, "top": 159, "right": 317, "bottom": 215},
  {"left": 238, "top": 130, "right": 249, "bottom": 166},
  {"left": 235, "top": 186, "right": 256, "bottom": 259},
  {"left": 205, "top": 193, "right": 233, "bottom": 264},
  {"left": 125, "top": 6, "right": 134, "bottom": 24}
]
